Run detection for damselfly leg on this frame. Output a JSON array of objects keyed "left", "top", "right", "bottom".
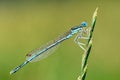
[{"left": 74, "top": 27, "right": 91, "bottom": 51}]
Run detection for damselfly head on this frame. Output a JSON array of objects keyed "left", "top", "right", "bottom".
[
  {"left": 80, "top": 22, "right": 87, "bottom": 27},
  {"left": 71, "top": 22, "right": 87, "bottom": 31},
  {"left": 70, "top": 22, "right": 87, "bottom": 35}
]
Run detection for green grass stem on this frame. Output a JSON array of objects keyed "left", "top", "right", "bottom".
[{"left": 77, "top": 7, "right": 98, "bottom": 80}]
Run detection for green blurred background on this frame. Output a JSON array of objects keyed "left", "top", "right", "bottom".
[{"left": 0, "top": 0, "right": 120, "bottom": 80}]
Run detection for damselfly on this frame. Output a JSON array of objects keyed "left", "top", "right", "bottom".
[{"left": 10, "top": 22, "right": 89, "bottom": 75}]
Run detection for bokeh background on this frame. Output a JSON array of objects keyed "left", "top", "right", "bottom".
[{"left": 0, "top": 0, "right": 120, "bottom": 80}]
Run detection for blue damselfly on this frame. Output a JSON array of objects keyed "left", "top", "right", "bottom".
[{"left": 10, "top": 22, "right": 89, "bottom": 75}]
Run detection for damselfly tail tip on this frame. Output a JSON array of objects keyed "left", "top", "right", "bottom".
[
  {"left": 10, "top": 66, "right": 19, "bottom": 75},
  {"left": 10, "top": 70, "right": 14, "bottom": 75}
]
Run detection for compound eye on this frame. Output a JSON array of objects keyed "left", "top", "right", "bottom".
[{"left": 81, "top": 22, "right": 87, "bottom": 27}]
